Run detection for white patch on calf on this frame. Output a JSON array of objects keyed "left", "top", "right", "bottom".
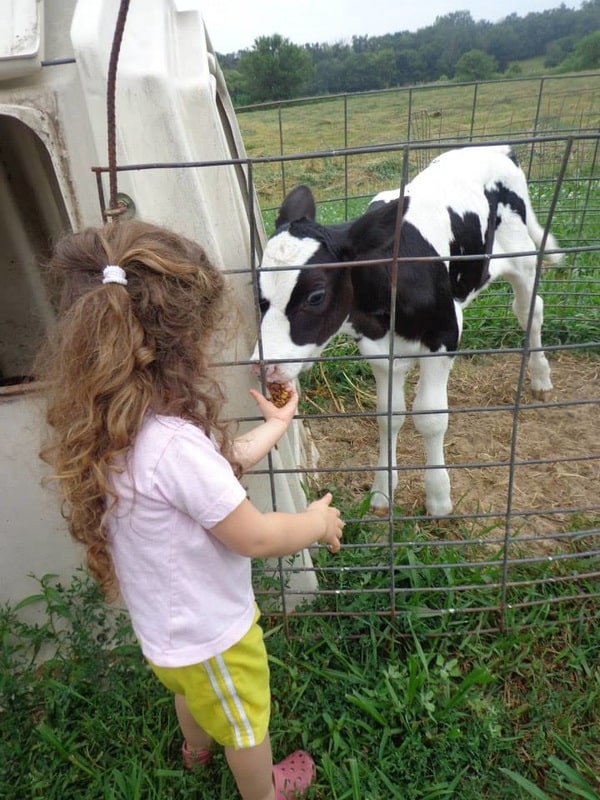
[
  {"left": 261, "top": 230, "right": 321, "bottom": 271},
  {"left": 254, "top": 305, "right": 321, "bottom": 382},
  {"left": 259, "top": 229, "right": 320, "bottom": 309},
  {"left": 369, "top": 188, "right": 401, "bottom": 206},
  {"left": 251, "top": 231, "right": 325, "bottom": 381}
]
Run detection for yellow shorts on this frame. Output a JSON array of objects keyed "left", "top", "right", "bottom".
[{"left": 148, "top": 609, "right": 270, "bottom": 750}]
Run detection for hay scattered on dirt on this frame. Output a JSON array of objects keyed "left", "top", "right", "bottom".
[{"left": 304, "top": 353, "right": 600, "bottom": 550}]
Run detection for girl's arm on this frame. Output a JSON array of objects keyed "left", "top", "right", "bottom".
[
  {"left": 233, "top": 385, "right": 298, "bottom": 471},
  {"left": 210, "top": 492, "right": 344, "bottom": 559}
]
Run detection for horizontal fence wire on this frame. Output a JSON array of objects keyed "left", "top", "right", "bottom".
[{"left": 93, "top": 77, "right": 600, "bottom": 638}]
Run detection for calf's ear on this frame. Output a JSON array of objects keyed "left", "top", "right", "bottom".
[{"left": 275, "top": 184, "right": 317, "bottom": 229}]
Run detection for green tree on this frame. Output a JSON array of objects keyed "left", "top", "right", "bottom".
[
  {"left": 560, "top": 30, "right": 600, "bottom": 70},
  {"left": 220, "top": 68, "right": 253, "bottom": 106},
  {"left": 238, "top": 35, "right": 314, "bottom": 102},
  {"left": 544, "top": 37, "right": 574, "bottom": 68},
  {"left": 430, "top": 11, "right": 481, "bottom": 78},
  {"left": 504, "top": 62, "right": 523, "bottom": 77},
  {"left": 454, "top": 49, "right": 498, "bottom": 81},
  {"left": 333, "top": 49, "right": 396, "bottom": 92}
]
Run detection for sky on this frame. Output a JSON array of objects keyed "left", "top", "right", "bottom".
[{"left": 199, "top": 0, "right": 582, "bottom": 54}]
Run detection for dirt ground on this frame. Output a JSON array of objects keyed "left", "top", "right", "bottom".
[{"left": 303, "top": 352, "right": 600, "bottom": 551}]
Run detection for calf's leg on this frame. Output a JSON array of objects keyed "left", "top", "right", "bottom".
[
  {"left": 493, "top": 250, "right": 552, "bottom": 399},
  {"left": 412, "top": 351, "right": 453, "bottom": 517},
  {"left": 508, "top": 271, "right": 552, "bottom": 398},
  {"left": 367, "top": 351, "right": 415, "bottom": 513}
]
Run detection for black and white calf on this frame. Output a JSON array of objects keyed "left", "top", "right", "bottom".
[{"left": 251, "top": 145, "right": 561, "bottom": 516}]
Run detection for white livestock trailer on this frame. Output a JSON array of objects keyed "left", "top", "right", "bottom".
[{"left": 0, "top": 0, "right": 316, "bottom": 614}]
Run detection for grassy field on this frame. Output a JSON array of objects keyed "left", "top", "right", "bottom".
[
  {"left": 236, "top": 71, "right": 600, "bottom": 215},
  {"left": 1, "top": 572, "right": 598, "bottom": 799}
]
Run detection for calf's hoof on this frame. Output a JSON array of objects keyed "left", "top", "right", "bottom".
[
  {"left": 370, "top": 504, "right": 390, "bottom": 517},
  {"left": 369, "top": 490, "right": 391, "bottom": 517},
  {"left": 531, "top": 387, "right": 552, "bottom": 402},
  {"left": 425, "top": 497, "right": 453, "bottom": 518}
]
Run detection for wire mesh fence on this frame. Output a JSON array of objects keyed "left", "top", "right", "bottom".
[
  {"left": 250, "top": 239, "right": 600, "bottom": 639},
  {"left": 98, "top": 75, "right": 600, "bottom": 638}
]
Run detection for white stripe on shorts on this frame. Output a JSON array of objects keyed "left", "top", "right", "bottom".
[{"left": 204, "top": 655, "right": 256, "bottom": 748}]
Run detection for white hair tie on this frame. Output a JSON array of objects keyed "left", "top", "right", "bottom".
[{"left": 102, "top": 265, "right": 128, "bottom": 286}]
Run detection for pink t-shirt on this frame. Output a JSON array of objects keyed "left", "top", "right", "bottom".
[{"left": 107, "top": 414, "right": 251, "bottom": 668}]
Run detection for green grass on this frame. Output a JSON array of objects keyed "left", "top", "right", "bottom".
[
  {"left": 238, "top": 73, "right": 600, "bottom": 212},
  {"left": 1, "top": 572, "right": 598, "bottom": 799}
]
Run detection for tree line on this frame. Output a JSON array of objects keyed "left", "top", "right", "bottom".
[{"left": 218, "top": 0, "right": 600, "bottom": 105}]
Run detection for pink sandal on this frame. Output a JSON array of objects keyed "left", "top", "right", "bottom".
[
  {"left": 181, "top": 740, "right": 212, "bottom": 770},
  {"left": 272, "top": 750, "right": 316, "bottom": 799}
]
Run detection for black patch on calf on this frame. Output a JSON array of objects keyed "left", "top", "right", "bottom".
[
  {"left": 339, "top": 197, "right": 409, "bottom": 260},
  {"left": 287, "top": 219, "right": 350, "bottom": 263},
  {"left": 506, "top": 147, "right": 520, "bottom": 169},
  {"left": 286, "top": 265, "right": 353, "bottom": 347},
  {"left": 448, "top": 209, "right": 491, "bottom": 302},
  {"left": 486, "top": 183, "right": 526, "bottom": 226},
  {"left": 347, "top": 209, "right": 460, "bottom": 352},
  {"left": 447, "top": 179, "right": 527, "bottom": 303},
  {"left": 258, "top": 287, "right": 270, "bottom": 317}
]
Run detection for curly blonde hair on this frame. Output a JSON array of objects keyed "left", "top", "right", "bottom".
[{"left": 36, "top": 220, "right": 239, "bottom": 600}]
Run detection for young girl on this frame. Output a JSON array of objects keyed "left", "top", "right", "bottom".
[{"left": 36, "top": 219, "right": 344, "bottom": 800}]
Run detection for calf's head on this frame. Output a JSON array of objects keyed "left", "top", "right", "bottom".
[{"left": 251, "top": 186, "right": 354, "bottom": 383}]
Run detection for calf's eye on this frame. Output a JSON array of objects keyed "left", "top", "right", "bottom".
[{"left": 306, "top": 288, "right": 325, "bottom": 307}]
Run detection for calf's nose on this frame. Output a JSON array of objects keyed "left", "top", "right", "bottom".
[{"left": 249, "top": 360, "right": 280, "bottom": 381}]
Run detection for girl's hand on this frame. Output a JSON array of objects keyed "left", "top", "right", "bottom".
[
  {"left": 306, "top": 492, "right": 344, "bottom": 554},
  {"left": 249, "top": 384, "right": 298, "bottom": 426},
  {"left": 234, "top": 385, "right": 299, "bottom": 469}
]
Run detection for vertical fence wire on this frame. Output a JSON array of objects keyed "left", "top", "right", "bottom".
[
  {"left": 499, "top": 137, "right": 573, "bottom": 630},
  {"left": 384, "top": 146, "right": 412, "bottom": 621}
]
